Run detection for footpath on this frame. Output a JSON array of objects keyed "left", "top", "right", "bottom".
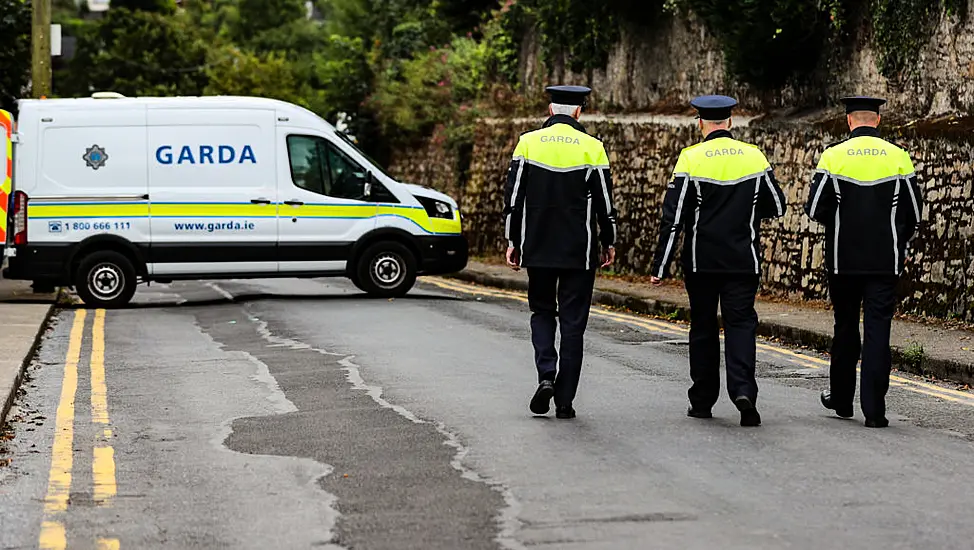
[
  {"left": 449, "top": 261, "right": 974, "bottom": 387},
  {"left": 0, "top": 276, "right": 58, "bottom": 424}
]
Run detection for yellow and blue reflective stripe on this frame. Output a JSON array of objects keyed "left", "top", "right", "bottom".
[
  {"left": 377, "top": 204, "right": 461, "bottom": 235},
  {"left": 31, "top": 203, "right": 152, "bottom": 219},
  {"left": 29, "top": 201, "right": 462, "bottom": 235}
]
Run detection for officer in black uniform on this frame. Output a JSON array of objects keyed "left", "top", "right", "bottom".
[
  {"left": 805, "top": 96, "right": 923, "bottom": 428},
  {"left": 650, "top": 95, "right": 786, "bottom": 427},
  {"left": 504, "top": 85, "right": 617, "bottom": 419}
]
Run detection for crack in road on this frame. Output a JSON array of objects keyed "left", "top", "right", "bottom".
[
  {"left": 249, "top": 309, "right": 526, "bottom": 550},
  {"left": 189, "top": 286, "right": 518, "bottom": 550}
]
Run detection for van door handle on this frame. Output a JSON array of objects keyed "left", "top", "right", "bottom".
[
  {"left": 283, "top": 200, "right": 304, "bottom": 206},
  {"left": 250, "top": 198, "right": 272, "bottom": 205}
]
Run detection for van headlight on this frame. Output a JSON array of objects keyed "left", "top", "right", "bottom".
[{"left": 416, "top": 196, "right": 454, "bottom": 219}]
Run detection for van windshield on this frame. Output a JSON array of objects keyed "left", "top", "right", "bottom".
[{"left": 335, "top": 131, "right": 395, "bottom": 181}]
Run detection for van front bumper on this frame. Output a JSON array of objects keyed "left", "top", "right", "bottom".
[{"left": 417, "top": 235, "right": 468, "bottom": 275}]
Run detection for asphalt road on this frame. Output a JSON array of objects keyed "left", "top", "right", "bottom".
[{"left": 2, "top": 276, "right": 974, "bottom": 550}]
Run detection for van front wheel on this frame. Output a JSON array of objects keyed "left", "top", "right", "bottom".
[
  {"left": 75, "top": 250, "right": 137, "bottom": 308},
  {"left": 355, "top": 242, "right": 417, "bottom": 298}
]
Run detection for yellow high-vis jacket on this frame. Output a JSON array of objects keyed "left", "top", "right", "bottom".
[
  {"left": 805, "top": 126, "right": 922, "bottom": 275},
  {"left": 652, "top": 130, "right": 786, "bottom": 278},
  {"left": 503, "top": 115, "right": 617, "bottom": 270}
]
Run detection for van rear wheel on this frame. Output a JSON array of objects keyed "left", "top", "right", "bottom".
[
  {"left": 355, "top": 242, "right": 417, "bottom": 298},
  {"left": 74, "top": 250, "right": 137, "bottom": 308}
]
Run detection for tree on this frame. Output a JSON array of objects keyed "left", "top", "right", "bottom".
[
  {"left": 688, "top": 0, "right": 837, "bottom": 87},
  {"left": 58, "top": 9, "right": 209, "bottom": 98},
  {"left": 368, "top": 36, "right": 484, "bottom": 143},
  {"left": 107, "top": 0, "right": 176, "bottom": 13},
  {"left": 322, "top": 0, "right": 451, "bottom": 56},
  {"left": 180, "top": 0, "right": 239, "bottom": 42},
  {"left": 233, "top": 0, "right": 306, "bottom": 39},
  {"left": 204, "top": 47, "right": 306, "bottom": 104},
  {"left": 246, "top": 18, "right": 331, "bottom": 54},
  {"left": 433, "top": 0, "right": 498, "bottom": 34},
  {"left": 0, "top": 0, "right": 31, "bottom": 111},
  {"left": 294, "top": 35, "right": 373, "bottom": 117}
]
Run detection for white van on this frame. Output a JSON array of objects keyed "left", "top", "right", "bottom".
[{"left": 3, "top": 95, "right": 468, "bottom": 307}]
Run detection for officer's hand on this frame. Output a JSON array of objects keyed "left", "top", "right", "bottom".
[
  {"left": 506, "top": 247, "right": 521, "bottom": 271},
  {"left": 650, "top": 276, "right": 663, "bottom": 286},
  {"left": 600, "top": 247, "right": 616, "bottom": 268}
]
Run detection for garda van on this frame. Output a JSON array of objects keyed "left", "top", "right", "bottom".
[{"left": 2, "top": 94, "right": 468, "bottom": 307}]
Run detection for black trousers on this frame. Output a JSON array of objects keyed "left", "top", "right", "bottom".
[
  {"left": 527, "top": 268, "right": 596, "bottom": 407},
  {"left": 827, "top": 275, "right": 898, "bottom": 419},
  {"left": 685, "top": 273, "right": 760, "bottom": 409}
]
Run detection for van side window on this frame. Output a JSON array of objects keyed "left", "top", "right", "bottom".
[
  {"left": 286, "top": 135, "right": 371, "bottom": 201},
  {"left": 287, "top": 135, "right": 329, "bottom": 195},
  {"left": 323, "top": 144, "right": 369, "bottom": 201}
]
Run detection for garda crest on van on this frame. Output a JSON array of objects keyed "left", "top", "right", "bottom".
[
  {"left": 83, "top": 144, "right": 109, "bottom": 170},
  {"left": 155, "top": 145, "right": 257, "bottom": 165}
]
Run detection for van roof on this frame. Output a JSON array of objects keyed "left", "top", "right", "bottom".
[{"left": 18, "top": 95, "right": 334, "bottom": 131}]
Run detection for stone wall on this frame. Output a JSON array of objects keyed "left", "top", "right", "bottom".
[
  {"left": 520, "top": 15, "right": 733, "bottom": 111},
  {"left": 389, "top": 117, "right": 974, "bottom": 322},
  {"left": 387, "top": 136, "right": 463, "bottom": 200},
  {"left": 521, "top": 2, "right": 974, "bottom": 119}
]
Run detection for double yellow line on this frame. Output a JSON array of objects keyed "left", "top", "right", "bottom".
[
  {"left": 39, "top": 309, "right": 119, "bottom": 550},
  {"left": 426, "top": 277, "right": 974, "bottom": 407}
]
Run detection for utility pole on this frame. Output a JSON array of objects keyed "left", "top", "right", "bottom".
[{"left": 31, "top": 0, "right": 52, "bottom": 98}]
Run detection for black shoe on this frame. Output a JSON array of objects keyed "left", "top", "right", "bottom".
[
  {"left": 734, "top": 396, "right": 761, "bottom": 427},
  {"left": 555, "top": 406, "right": 576, "bottom": 419},
  {"left": 687, "top": 406, "right": 713, "bottom": 419},
  {"left": 530, "top": 380, "right": 555, "bottom": 415},
  {"left": 820, "top": 390, "right": 854, "bottom": 418},
  {"left": 865, "top": 417, "right": 889, "bottom": 428}
]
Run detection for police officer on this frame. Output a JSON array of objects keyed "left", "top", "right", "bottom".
[
  {"left": 805, "top": 96, "right": 922, "bottom": 428},
  {"left": 650, "top": 95, "right": 786, "bottom": 427},
  {"left": 504, "top": 85, "right": 617, "bottom": 419}
]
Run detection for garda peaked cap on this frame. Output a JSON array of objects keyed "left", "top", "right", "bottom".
[
  {"left": 545, "top": 85, "right": 592, "bottom": 107},
  {"left": 690, "top": 95, "right": 738, "bottom": 120},
  {"left": 841, "top": 96, "right": 887, "bottom": 114}
]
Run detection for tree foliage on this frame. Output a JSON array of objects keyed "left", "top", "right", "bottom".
[
  {"left": 109, "top": 0, "right": 176, "bottom": 13},
  {"left": 0, "top": 0, "right": 31, "bottom": 111},
  {"left": 872, "top": 0, "right": 968, "bottom": 79},
  {"left": 687, "top": 0, "right": 840, "bottom": 88},
  {"left": 434, "top": 0, "right": 498, "bottom": 33},
  {"left": 58, "top": 8, "right": 209, "bottom": 97},
  {"left": 369, "top": 35, "right": 485, "bottom": 142},
  {"left": 233, "top": 0, "right": 306, "bottom": 40},
  {"left": 203, "top": 48, "right": 305, "bottom": 104}
]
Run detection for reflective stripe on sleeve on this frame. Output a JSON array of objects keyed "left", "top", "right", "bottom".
[{"left": 656, "top": 182, "right": 689, "bottom": 279}]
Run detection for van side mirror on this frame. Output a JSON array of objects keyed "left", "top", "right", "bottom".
[{"left": 363, "top": 171, "right": 373, "bottom": 199}]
